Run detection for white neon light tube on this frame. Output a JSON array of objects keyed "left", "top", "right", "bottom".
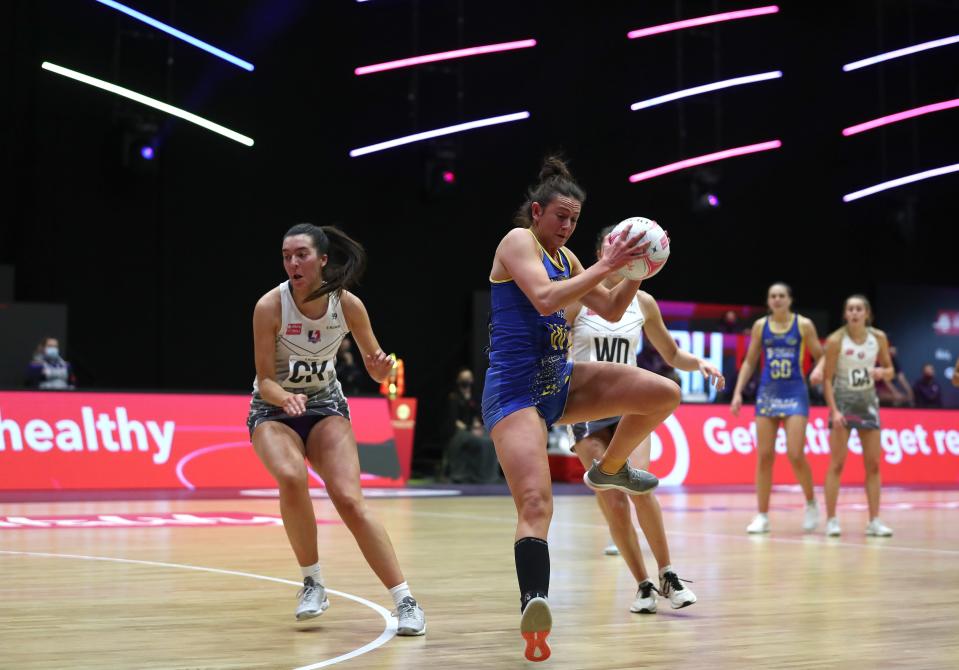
[
  {"left": 630, "top": 70, "right": 782, "bottom": 111},
  {"left": 41, "top": 62, "right": 254, "bottom": 147},
  {"left": 843, "top": 163, "right": 959, "bottom": 202},
  {"left": 349, "top": 112, "right": 530, "bottom": 157},
  {"left": 843, "top": 34, "right": 959, "bottom": 71},
  {"left": 96, "top": 0, "right": 253, "bottom": 71}
]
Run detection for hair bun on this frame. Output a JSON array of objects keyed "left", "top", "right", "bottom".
[{"left": 538, "top": 155, "right": 572, "bottom": 182}]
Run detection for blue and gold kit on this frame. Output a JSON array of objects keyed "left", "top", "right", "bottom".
[
  {"left": 755, "top": 314, "right": 809, "bottom": 418},
  {"left": 482, "top": 230, "right": 574, "bottom": 431}
]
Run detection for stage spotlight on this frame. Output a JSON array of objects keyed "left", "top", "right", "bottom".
[{"left": 140, "top": 145, "right": 155, "bottom": 160}]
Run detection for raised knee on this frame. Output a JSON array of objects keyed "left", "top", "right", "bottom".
[{"left": 660, "top": 379, "right": 681, "bottom": 412}]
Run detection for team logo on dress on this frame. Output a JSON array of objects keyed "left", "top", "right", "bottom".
[
  {"left": 308, "top": 329, "right": 321, "bottom": 343},
  {"left": 858, "top": 351, "right": 865, "bottom": 359},
  {"left": 286, "top": 323, "right": 302, "bottom": 335},
  {"left": 786, "top": 337, "right": 798, "bottom": 346}
]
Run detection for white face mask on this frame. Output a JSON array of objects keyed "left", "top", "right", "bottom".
[{"left": 44, "top": 346, "right": 59, "bottom": 359}]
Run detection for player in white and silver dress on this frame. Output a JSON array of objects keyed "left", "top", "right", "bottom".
[
  {"left": 816, "top": 294, "right": 895, "bottom": 537},
  {"left": 566, "top": 225, "right": 724, "bottom": 613},
  {"left": 248, "top": 223, "right": 425, "bottom": 634}
]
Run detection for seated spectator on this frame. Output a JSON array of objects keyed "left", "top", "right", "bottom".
[
  {"left": 445, "top": 368, "right": 498, "bottom": 483},
  {"left": 913, "top": 364, "right": 943, "bottom": 408},
  {"left": 25, "top": 337, "right": 75, "bottom": 390},
  {"left": 334, "top": 336, "right": 364, "bottom": 396},
  {"left": 718, "top": 310, "right": 746, "bottom": 334}
]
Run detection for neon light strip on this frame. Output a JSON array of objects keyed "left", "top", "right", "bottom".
[
  {"left": 355, "top": 39, "right": 536, "bottom": 75},
  {"left": 627, "top": 5, "right": 779, "bottom": 39},
  {"left": 843, "top": 98, "right": 959, "bottom": 136},
  {"left": 349, "top": 111, "right": 529, "bottom": 157},
  {"left": 628, "top": 140, "right": 781, "bottom": 183},
  {"left": 843, "top": 162, "right": 959, "bottom": 202},
  {"left": 95, "top": 0, "right": 253, "bottom": 71},
  {"left": 41, "top": 62, "right": 254, "bottom": 146},
  {"left": 630, "top": 70, "right": 782, "bottom": 111},
  {"left": 843, "top": 34, "right": 959, "bottom": 71}
]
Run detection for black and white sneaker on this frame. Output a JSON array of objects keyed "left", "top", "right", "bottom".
[
  {"left": 660, "top": 571, "right": 697, "bottom": 609},
  {"left": 630, "top": 579, "right": 660, "bottom": 614}
]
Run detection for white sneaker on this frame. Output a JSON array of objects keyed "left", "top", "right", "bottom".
[
  {"left": 604, "top": 542, "right": 620, "bottom": 556},
  {"left": 394, "top": 596, "right": 427, "bottom": 636},
  {"left": 659, "top": 571, "right": 697, "bottom": 609},
  {"left": 865, "top": 518, "right": 893, "bottom": 537},
  {"left": 520, "top": 596, "right": 552, "bottom": 662},
  {"left": 803, "top": 501, "right": 819, "bottom": 532},
  {"left": 825, "top": 517, "right": 841, "bottom": 537},
  {"left": 746, "top": 513, "right": 770, "bottom": 534},
  {"left": 295, "top": 576, "right": 330, "bottom": 620},
  {"left": 629, "top": 579, "right": 659, "bottom": 613}
]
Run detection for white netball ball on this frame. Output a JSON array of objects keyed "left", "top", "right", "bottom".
[{"left": 609, "top": 217, "right": 670, "bottom": 281}]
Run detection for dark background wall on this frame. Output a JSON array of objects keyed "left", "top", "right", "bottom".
[{"left": 4, "top": 0, "right": 958, "bottom": 462}]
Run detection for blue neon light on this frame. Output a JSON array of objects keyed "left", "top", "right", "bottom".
[{"left": 96, "top": 0, "right": 254, "bottom": 71}]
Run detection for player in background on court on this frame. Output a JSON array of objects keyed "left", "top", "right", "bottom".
[
  {"left": 567, "top": 225, "right": 723, "bottom": 614},
  {"left": 812, "top": 294, "right": 895, "bottom": 537},
  {"left": 248, "top": 224, "right": 426, "bottom": 634},
  {"left": 731, "top": 283, "right": 824, "bottom": 534},
  {"left": 483, "top": 156, "right": 681, "bottom": 661}
]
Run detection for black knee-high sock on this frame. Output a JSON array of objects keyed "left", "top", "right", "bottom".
[{"left": 515, "top": 537, "right": 549, "bottom": 612}]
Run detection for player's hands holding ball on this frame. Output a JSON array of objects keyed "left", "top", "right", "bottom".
[
  {"left": 600, "top": 224, "right": 651, "bottom": 274},
  {"left": 282, "top": 393, "right": 308, "bottom": 417},
  {"left": 606, "top": 217, "right": 671, "bottom": 281}
]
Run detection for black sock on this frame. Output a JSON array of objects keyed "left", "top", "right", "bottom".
[{"left": 514, "top": 537, "right": 549, "bottom": 612}]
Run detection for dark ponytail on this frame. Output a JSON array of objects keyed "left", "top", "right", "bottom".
[
  {"left": 513, "top": 155, "right": 586, "bottom": 227},
  {"left": 283, "top": 223, "right": 367, "bottom": 301}
]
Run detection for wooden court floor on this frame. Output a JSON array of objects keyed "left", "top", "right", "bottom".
[{"left": 1, "top": 488, "right": 957, "bottom": 669}]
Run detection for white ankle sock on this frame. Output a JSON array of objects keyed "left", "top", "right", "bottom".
[
  {"left": 658, "top": 565, "right": 673, "bottom": 579},
  {"left": 389, "top": 581, "right": 412, "bottom": 607},
  {"left": 300, "top": 562, "right": 323, "bottom": 585}
]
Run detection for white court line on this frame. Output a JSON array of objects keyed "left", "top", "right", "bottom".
[
  {"left": 0, "top": 550, "right": 396, "bottom": 669},
  {"left": 408, "top": 509, "right": 959, "bottom": 557}
]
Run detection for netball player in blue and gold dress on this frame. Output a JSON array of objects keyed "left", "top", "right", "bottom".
[
  {"left": 731, "top": 283, "right": 824, "bottom": 534},
  {"left": 483, "top": 157, "right": 681, "bottom": 662}
]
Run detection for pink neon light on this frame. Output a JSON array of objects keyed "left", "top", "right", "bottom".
[
  {"left": 842, "top": 98, "right": 959, "bottom": 136},
  {"left": 628, "top": 140, "right": 782, "bottom": 183},
  {"left": 355, "top": 39, "right": 537, "bottom": 75},
  {"left": 627, "top": 5, "right": 779, "bottom": 39}
]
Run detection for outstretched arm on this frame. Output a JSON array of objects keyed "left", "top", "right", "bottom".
[{"left": 640, "top": 292, "right": 725, "bottom": 390}]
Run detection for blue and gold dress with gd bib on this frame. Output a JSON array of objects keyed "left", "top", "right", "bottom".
[{"left": 482, "top": 230, "right": 574, "bottom": 431}]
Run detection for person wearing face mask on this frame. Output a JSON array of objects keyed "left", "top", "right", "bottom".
[
  {"left": 444, "top": 367, "right": 498, "bottom": 483},
  {"left": 25, "top": 337, "right": 75, "bottom": 390},
  {"left": 912, "top": 363, "right": 943, "bottom": 408}
]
